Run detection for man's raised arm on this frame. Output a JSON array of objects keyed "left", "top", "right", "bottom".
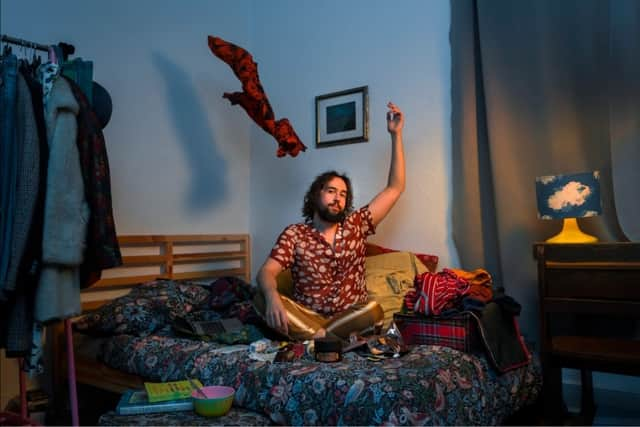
[{"left": 368, "top": 102, "right": 405, "bottom": 226}]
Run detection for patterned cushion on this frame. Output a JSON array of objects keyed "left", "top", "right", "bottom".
[{"left": 74, "top": 279, "right": 211, "bottom": 336}]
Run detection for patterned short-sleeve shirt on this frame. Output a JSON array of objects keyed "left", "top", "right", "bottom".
[{"left": 269, "top": 206, "right": 376, "bottom": 315}]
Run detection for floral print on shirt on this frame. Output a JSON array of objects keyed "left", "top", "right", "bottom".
[{"left": 269, "top": 206, "right": 376, "bottom": 315}]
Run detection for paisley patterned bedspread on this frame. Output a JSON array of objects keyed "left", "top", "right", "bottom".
[{"left": 100, "top": 333, "right": 541, "bottom": 426}]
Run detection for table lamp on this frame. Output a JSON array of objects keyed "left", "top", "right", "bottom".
[{"left": 535, "top": 171, "right": 601, "bottom": 243}]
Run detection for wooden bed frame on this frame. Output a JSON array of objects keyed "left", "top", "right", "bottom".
[{"left": 52, "top": 234, "right": 251, "bottom": 395}]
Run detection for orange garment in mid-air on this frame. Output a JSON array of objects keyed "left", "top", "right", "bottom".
[{"left": 208, "top": 36, "right": 307, "bottom": 158}]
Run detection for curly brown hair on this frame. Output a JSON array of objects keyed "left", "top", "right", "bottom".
[{"left": 302, "top": 170, "right": 354, "bottom": 223}]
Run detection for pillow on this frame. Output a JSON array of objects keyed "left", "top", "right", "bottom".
[
  {"left": 274, "top": 246, "right": 437, "bottom": 297},
  {"left": 73, "top": 279, "right": 211, "bottom": 336},
  {"left": 365, "top": 243, "right": 438, "bottom": 273},
  {"left": 73, "top": 296, "right": 163, "bottom": 336},
  {"left": 365, "top": 252, "right": 429, "bottom": 327}
]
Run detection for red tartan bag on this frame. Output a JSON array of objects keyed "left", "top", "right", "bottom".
[{"left": 392, "top": 311, "right": 480, "bottom": 353}]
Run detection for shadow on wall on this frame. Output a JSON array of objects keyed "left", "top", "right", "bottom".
[{"left": 151, "top": 51, "right": 227, "bottom": 212}]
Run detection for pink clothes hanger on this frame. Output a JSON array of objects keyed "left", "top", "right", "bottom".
[{"left": 48, "top": 45, "right": 57, "bottom": 64}]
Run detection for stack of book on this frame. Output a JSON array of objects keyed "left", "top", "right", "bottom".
[{"left": 116, "top": 379, "right": 203, "bottom": 415}]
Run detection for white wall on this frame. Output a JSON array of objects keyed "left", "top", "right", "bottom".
[
  {"left": 2, "top": 0, "right": 456, "bottom": 284},
  {"left": 2, "top": 0, "right": 252, "bottom": 235},
  {"left": 247, "top": 0, "right": 459, "bottom": 279}
]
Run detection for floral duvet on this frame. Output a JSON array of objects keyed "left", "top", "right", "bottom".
[{"left": 99, "top": 332, "right": 541, "bottom": 426}]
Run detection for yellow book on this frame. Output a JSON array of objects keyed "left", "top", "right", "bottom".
[{"left": 144, "top": 379, "right": 203, "bottom": 403}]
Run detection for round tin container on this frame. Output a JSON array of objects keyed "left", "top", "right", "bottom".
[{"left": 314, "top": 337, "right": 343, "bottom": 362}]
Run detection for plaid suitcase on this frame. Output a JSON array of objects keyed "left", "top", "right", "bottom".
[{"left": 393, "top": 311, "right": 479, "bottom": 353}]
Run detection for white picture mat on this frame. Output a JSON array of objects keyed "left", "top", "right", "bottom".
[{"left": 317, "top": 92, "right": 364, "bottom": 143}]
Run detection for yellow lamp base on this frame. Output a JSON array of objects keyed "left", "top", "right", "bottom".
[{"left": 546, "top": 217, "right": 598, "bottom": 243}]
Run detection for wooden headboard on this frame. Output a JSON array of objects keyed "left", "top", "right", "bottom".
[
  {"left": 81, "top": 234, "right": 251, "bottom": 310},
  {"left": 52, "top": 234, "right": 251, "bottom": 395}
]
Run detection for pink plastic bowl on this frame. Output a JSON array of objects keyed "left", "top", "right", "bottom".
[{"left": 192, "top": 385, "right": 235, "bottom": 417}]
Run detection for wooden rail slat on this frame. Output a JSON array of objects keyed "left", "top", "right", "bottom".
[{"left": 84, "top": 234, "right": 250, "bottom": 301}]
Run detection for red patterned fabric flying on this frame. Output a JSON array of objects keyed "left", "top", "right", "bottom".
[{"left": 207, "top": 36, "right": 307, "bottom": 158}]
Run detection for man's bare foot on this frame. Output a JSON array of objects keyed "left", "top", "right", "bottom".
[{"left": 312, "top": 328, "right": 326, "bottom": 338}]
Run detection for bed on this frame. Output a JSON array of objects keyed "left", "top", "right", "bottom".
[{"left": 53, "top": 234, "right": 542, "bottom": 426}]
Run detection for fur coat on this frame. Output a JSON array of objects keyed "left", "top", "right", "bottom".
[{"left": 35, "top": 75, "right": 89, "bottom": 323}]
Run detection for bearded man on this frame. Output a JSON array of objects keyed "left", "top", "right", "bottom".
[{"left": 255, "top": 102, "right": 405, "bottom": 341}]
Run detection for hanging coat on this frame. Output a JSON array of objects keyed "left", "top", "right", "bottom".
[
  {"left": 1, "top": 71, "right": 40, "bottom": 355},
  {"left": 65, "top": 77, "right": 122, "bottom": 288},
  {"left": 34, "top": 75, "right": 88, "bottom": 323}
]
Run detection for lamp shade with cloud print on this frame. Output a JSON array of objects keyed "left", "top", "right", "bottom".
[{"left": 535, "top": 171, "right": 602, "bottom": 243}]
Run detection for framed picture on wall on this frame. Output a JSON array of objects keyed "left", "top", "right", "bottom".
[{"left": 315, "top": 86, "right": 369, "bottom": 148}]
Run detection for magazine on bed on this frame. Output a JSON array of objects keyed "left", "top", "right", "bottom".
[
  {"left": 115, "top": 389, "right": 194, "bottom": 415},
  {"left": 144, "top": 379, "right": 203, "bottom": 402}
]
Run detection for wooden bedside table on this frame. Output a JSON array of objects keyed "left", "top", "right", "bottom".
[{"left": 534, "top": 242, "right": 640, "bottom": 425}]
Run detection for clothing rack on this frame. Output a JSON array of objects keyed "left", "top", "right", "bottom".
[
  {"left": 1, "top": 34, "right": 80, "bottom": 427},
  {"left": 1, "top": 34, "right": 49, "bottom": 52},
  {"left": 2, "top": 34, "right": 75, "bottom": 61}
]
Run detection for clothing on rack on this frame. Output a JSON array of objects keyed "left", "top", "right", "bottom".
[
  {"left": 35, "top": 71, "right": 87, "bottom": 323},
  {"left": 1, "top": 47, "right": 49, "bottom": 356},
  {"left": 6, "top": 67, "right": 40, "bottom": 297},
  {"left": 65, "top": 77, "right": 122, "bottom": 288},
  {"left": 2, "top": 69, "right": 42, "bottom": 358},
  {"left": 62, "top": 59, "right": 93, "bottom": 105},
  {"left": 1, "top": 53, "right": 19, "bottom": 300},
  {"left": 0, "top": 35, "right": 121, "bottom": 358},
  {"left": 1, "top": 35, "right": 97, "bottom": 426}
]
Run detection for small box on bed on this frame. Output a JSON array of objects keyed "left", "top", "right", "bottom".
[{"left": 393, "top": 311, "right": 480, "bottom": 353}]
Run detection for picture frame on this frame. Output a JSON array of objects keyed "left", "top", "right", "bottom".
[{"left": 315, "top": 86, "right": 369, "bottom": 148}]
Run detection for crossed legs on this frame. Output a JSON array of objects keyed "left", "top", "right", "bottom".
[{"left": 253, "top": 292, "right": 383, "bottom": 341}]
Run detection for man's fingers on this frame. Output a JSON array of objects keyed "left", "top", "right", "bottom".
[
  {"left": 278, "top": 311, "right": 288, "bottom": 335},
  {"left": 267, "top": 314, "right": 275, "bottom": 329},
  {"left": 268, "top": 311, "right": 279, "bottom": 330},
  {"left": 267, "top": 308, "right": 288, "bottom": 335}
]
